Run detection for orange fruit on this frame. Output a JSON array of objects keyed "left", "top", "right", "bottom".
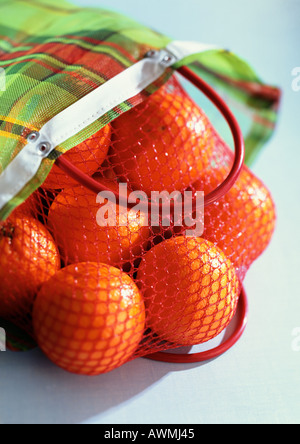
[
  {"left": 110, "top": 76, "right": 214, "bottom": 195},
  {"left": 190, "top": 134, "right": 233, "bottom": 196},
  {"left": 0, "top": 215, "right": 60, "bottom": 322},
  {"left": 47, "top": 178, "right": 149, "bottom": 268},
  {"left": 137, "top": 236, "right": 240, "bottom": 346},
  {"left": 192, "top": 165, "right": 276, "bottom": 280},
  {"left": 33, "top": 262, "right": 145, "bottom": 375},
  {"left": 43, "top": 125, "right": 111, "bottom": 189}
]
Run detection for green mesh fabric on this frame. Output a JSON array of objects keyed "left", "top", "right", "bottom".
[
  {"left": 0, "top": 0, "right": 173, "bottom": 218},
  {"left": 0, "top": 0, "right": 279, "bottom": 354},
  {"left": 0, "top": 0, "right": 280, "bottom": 219}
]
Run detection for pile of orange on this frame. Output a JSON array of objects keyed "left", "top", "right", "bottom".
[{"left": 0, "top": 76, "right": 276, "bottom": 375}]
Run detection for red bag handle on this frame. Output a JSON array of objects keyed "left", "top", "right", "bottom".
[
  {"left": 55, "top": 67, "right": 247, "bottom": 363},
  {"left": 55, "top": 66, "right": 245, "bottom": 210},
  {"left": 145, "top": 286, "right": 248, "bottom": 364}
]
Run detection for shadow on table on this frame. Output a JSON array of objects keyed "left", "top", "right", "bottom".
[
  {"left": 0, "top": 348, "right": 202, "bottom": 424},
  {"left": 0, "top": 306, "right": 243, "bottom": 424}
]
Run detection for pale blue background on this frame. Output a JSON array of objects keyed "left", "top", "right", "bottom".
[{"left": 0, "top": 0, "right": 299, "bottom": 424}]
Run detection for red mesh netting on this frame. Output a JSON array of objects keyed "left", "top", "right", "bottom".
[{"left": 0, "top": 76, "right": 276, "bottom": 375}]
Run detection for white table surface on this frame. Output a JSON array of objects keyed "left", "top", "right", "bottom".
[{"left": 0, "top": 0, "right": 299, "bottom": 425}]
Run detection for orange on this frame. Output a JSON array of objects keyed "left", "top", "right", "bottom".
[
  {"left": 192, "top": 164, "right": 276, "bottom": 280},
  {"left": 43, "top": 125, "right": 111, "bottom": 189},
  {"left": 0, "top": 215, "right": 60, "bottom": 322},
  {"left": 33, "top": 262, "right": 145, "bottom": 375},
  {"left": 110, "top": 76, "right": 214, "bottom": 195},
  {"left": 11, "top": 189, "right": 57, "bottom": 221},
  {"left": 47, "top": 177, "right": 149, "bottom": 268},
  {"left": 137, "top": 236, "right": 240, "bottom": 346}
]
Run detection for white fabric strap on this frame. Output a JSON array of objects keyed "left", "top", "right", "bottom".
[{"left": 0, "top": 40, "right": 217, "bottom": 212}]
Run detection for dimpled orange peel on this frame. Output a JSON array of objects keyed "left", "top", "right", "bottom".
[
  {"left": 110, "top": 77, "right": 214, "bottom": 195},
  {"left": 192, "top": 164, "right": 276, "bottom": 280},
  {"left": 0, "top": 215, "right": 60, "bottom": 323},
  {"left": 47, "top": 179, "right": 149, "bottom": 269},
  {"left": 33, "top": 262, "right": 146, "bottom": 375},
  {"left": 43, "top": 125, "right": 111, "bottom": 190},
  {"left": 137, "top": 236, "right": 240, "bottom": 346}
]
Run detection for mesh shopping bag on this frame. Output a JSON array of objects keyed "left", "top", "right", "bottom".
[{"left": 0, "top": 0, "right": 279, "bottom": 373}]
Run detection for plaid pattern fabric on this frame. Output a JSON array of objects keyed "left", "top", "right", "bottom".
[
  {"left": 0, "top": 0, "right": 280, "bottom": 221},
  {"left": 0, "top": 0, "right": 280, "bottom": 349},
  {"left": 0, "top": 0, "right": 172, "bottom": 219}
]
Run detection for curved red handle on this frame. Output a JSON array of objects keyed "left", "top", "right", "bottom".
[
  {"left": 55, "top": 66, "right": 245, "bottom": 209},
  {"left": 54, "top": 67, "right": 248, "bottom": 363},
  {"left": 144, "top": 285, "right": 248, "bottom": 364}
]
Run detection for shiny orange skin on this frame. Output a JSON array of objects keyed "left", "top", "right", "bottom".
[
  {"left": 192, "top": 165, "right": 276, "bottom": 280},
  {"left": 137, "top": 237, "right": 240, "bottom": 346},
  {"left": 0, "top": 216, "right": 60, "bottom": 320},
  {"left": 110, "top": 77, "right": 214, "bottom": 195},
  {"left": 43, "top": 125, "right": 111, "bottom": 189},
  {"left": 33, "top": 262, "right": 146, "bottom": 375},
  {"left": 47, "top": 178, "right": 149, "bottom": 268}
]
